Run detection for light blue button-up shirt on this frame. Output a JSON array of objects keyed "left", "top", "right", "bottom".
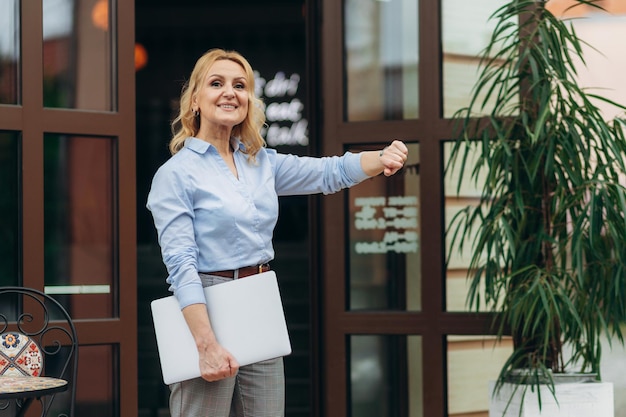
[{"left": 146, "top": 137, "right": 369, "bottom": 308}]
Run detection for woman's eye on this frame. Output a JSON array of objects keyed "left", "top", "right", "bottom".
[
  {"left": 210, "top": 81, "right": 222, "bottom": 87},
  {"left": 235, "top": 84, "right": 246, "bottom": 90}
]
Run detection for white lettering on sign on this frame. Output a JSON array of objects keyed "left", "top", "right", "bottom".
[
  {"left": 353, "top": 195, "right": 419, "bottom": 254},
  {"left": 255, "top": 71, "right": 308, "bottom": 147},
  {"left": 264, "top": 120, "right": 309, "bottom": 146},
  {"left": 266, "top": 99, "right": 304, "bottom": 122},
  {"left": 355, "top": 197, "right": 387, "bottom": 207},
  {"left": 264, "top": 72, "right": 300, "bottom": 97},
  {"left": 387, "top": 196, "right": 418, "bottom": 206}
]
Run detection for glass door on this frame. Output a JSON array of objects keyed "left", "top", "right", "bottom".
[
  {"left": 319, "top": 1, "right": 495, "bottom": 416},
  {"left": 0, "top": 1, "right": 137, "bottom": 415}
]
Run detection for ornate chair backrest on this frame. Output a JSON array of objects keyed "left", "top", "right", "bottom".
[{"left": 0, "top": 287, "right": 78, "bottom": 417}]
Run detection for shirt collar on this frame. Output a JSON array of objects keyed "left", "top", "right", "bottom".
[{"left": 183, "top": 136, "right": 244, "bottom": 154}]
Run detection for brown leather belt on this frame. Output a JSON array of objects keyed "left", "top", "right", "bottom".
[{"left": 204, "top": 264, "right": 270, "bottom": 279}]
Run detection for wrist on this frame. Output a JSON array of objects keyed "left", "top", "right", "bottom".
[{"left": 196, "top": 334, "right": 219, "bottom": 350}]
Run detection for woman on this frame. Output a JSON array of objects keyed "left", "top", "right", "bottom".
[{"left": 147, "top": 48, "right": 408, "bottom": 417}]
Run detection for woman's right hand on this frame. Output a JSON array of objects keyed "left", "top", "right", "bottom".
[
  {"left": 198, "top": 341, "right": 240, "bottom": 382},
  {"left": 182, "top": 303, "right": 240, "bottom": 381}
]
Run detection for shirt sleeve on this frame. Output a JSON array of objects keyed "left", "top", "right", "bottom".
[
  {"left": 146, "top": 163, "right": 206, "bottom": 309},
  {"left": 269, "top": 151, "right": 370, "bottom": 196}
]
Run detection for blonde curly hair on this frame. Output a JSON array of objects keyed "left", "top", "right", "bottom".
[{"left": 169, "top": 49, "right": 266, "bottom": 158}]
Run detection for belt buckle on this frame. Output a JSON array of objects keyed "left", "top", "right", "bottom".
[{"left": 258, "top": 264, "right": 263, "bottom": 274}]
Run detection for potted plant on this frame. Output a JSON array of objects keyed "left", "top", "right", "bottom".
[{"left": 446, "top": 0, "right": 626, "bottom": 414}]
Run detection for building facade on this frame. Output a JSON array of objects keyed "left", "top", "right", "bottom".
[{"left": 1, "top": 0, "right": 625, "bottom": 416}]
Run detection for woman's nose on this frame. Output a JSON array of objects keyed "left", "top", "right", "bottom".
[{"left": 223, "top": 84, "right": 235, "bottom": 97}]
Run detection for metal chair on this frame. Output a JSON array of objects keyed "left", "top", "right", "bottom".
[{"left": 0, "top": 287, "right": 78, "bottom": 417}]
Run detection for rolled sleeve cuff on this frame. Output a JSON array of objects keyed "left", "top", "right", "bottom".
[
  {"left": 174, "top": 280, "right": 206, "bottom": 310},
  {"left": 347, "top": 152, "right": 371, "bottom": 183}
]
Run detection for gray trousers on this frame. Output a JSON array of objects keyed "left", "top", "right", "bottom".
[
  {"left": 168, "top": 357, "right": 285, "bottom": 417},
  {"left": 168, "top": 273, "right": 285, "bottom": 417}
]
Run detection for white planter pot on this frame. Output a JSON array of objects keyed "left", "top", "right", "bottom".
[{"left": 489, "top": 381, "right": 614, "bottom": 417}]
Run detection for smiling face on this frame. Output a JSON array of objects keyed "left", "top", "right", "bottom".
[{"left": 193, "top": 59, "right": 250, "bottom": 139}]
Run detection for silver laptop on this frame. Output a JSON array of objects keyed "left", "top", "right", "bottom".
[{"left": 150, "top": 271, "right": 292, "bottom": 385}]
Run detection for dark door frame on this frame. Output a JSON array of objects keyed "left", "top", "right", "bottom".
[
  {"left": 7, "top": 2, "right": 138, "bottom": 415},
  {"left": 317, "top": 1, "right": 493, "bottom": 416}
]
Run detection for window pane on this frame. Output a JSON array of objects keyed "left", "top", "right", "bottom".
[
  {"left": 43, "top": 0, "right": 114, "bottom": 110},
  {"left": 0, "top": 131, "right": 20, "bottom": 286},
  {"left": 0, "top": 0, "right": 20, "bottom": 105},
  {"left": 348, "top": 143, "right": 420, "bottom": 311},
  {"left": 447, "top": 335, "right": 511, "bottom": 416},
  {"left": 442, "top": 0, "right": 511, "bottom": 118},
  {"left": 547, "top": 1, "right": 626, "bottom": 121},
  {"left": 350, "top": 335, "right": 423, "bottom": 417},
  {"left": 44, "top": 134, "right": 116, "bottom": 319},
  {"left": 443, "top": 141, "right": 490, "bottom": 312},
  {"left": 75, "top": 344, "right": 119, "bottom": 416},
  {"left": 344, "top": 0, "right": 418, "bottom": 121}
]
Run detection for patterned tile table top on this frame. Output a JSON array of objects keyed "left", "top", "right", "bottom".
[{"left": 0, "top": 376, "right": 67, "bottom": 394}]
